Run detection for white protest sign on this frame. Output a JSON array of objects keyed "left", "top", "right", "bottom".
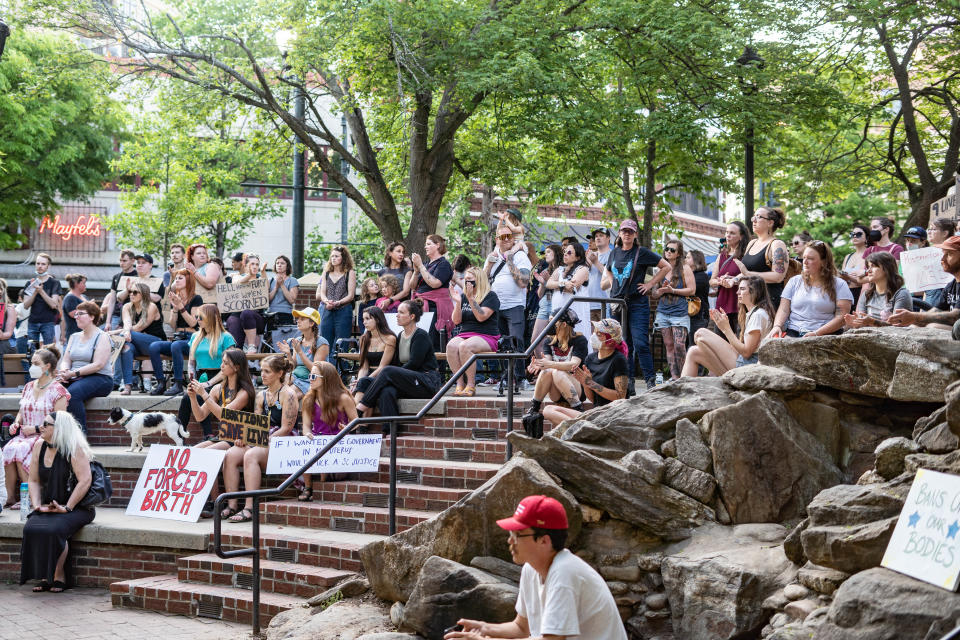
[
  {"left": 216, "top": 279, "right": 269, "bottom": 313},
  {"left": 126, "top": 445, "right": 226, "bottom": 522},
  {"left": 930, "top": 176, "right": 958, "bottom": 222},
  {"left": 882, "top": 468, "right": 960, "bottom": 590},
  {"left": 901, "top": 247, "right": 954, "bottom": 293},
  {"left": 385, "top": 311, "right": 434, "bottom": 334},
  {"left": 266, "top": 435, "right": 382, "bottom": 475}
]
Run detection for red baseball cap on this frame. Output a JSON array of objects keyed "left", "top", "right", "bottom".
[
  {"left": 934, "top": 236, "right": 960, "bottom": 253},
  {"left": 496, "top": 495, "right": 569, "bottom": 531}
]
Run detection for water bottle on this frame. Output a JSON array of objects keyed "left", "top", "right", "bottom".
[
  {"left": 655, "top": 371, "right": 664, "bottom": 386},
  {"left": 20, "top": 482, "right": 29, "bottom": 521}
]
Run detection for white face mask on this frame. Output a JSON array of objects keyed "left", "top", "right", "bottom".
[
  {"left": 29, "top": 365, "right": 44, "bottom": 380},
  {"left": 590, "top": 334, "right": 603, "bottom": 351}
]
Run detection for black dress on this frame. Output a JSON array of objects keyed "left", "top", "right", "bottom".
[
  {"left": 353, "top": 350, "right": 385, "bottom": 395},
  {"left": 20, "top": 442, "right": 96, "bottom": 585}
]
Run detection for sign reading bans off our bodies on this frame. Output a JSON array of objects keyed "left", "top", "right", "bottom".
[
  {"left": 266, "top": 435, "right": 383, "bottom": 475},
  {"left": 126, "top": 446, "right": 225, "bottom": 522},
  {"left": 216, "top": 279, "right": 268, "bottom": 313},
  {"left": 218, "top": 408, "right": 272, "bottom": 447}
]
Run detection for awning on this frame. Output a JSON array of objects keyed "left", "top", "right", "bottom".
[{"left": 678, "top": 235, "right": 722, "bottom": 257}]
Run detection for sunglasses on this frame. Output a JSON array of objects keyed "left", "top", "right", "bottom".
[
  {"left": 41, "top": 420, "right": 55, "bottom": 428},
  {"left": 850, "top": 232, "right": 864, "bottom": 238},
  {"left": 563, "top": 250, "right": 575, "bottom": 255},
  {"left": 464, "top": 279, "right": 476, "bottom": 284},
  {"left": 752, "top": 215, "right": 774, "bottom": 222},
  {"left": 498, "top": 235, "right": 513, "bottom": 241},
  {"left": 309, "top": 373, "right": 322, "bottom": 381},
  {"left": 664, "top": 247, "right": 678, "bottom": 253},
  {"left": 130, "top": 291, "right": 141, "bottom": 296},
  {"left": 791, "top": 240, "right": 802, "bottom": 245}
]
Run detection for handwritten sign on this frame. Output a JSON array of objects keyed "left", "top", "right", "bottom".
[
  {"left": 266, "top": 435, "right": 383, "bottom": 475},
  {"left": 218, "top": 408, "right": 271, "bottom": 447},
  {"left": 118, "top": 275, "right": 164, "bottom": 293},
  {"left": 930, "top": 175, "right": 958, "bottom": 222},
  {"left": 901, "top": 247, "right": 954, "bottom": 293},
  {"left": 882, "top": 468, "right": 960, "bottom": 590},
  {"left": 126, "top": 446, "right": 225, "bottom": 522},
  {"left": 216, "top": 279, "right": 269, "bottom": 313}
]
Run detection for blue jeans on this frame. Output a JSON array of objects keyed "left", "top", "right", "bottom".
[
  {"left": 149, "top": 339, "right": 191, "bottom": 383},
  {"left": 118, "top": 332, "right": 163, "bottom": 385},
  {"left": 320, "top": 306, "right": 353, "bottom": 363},
  {"left": 65, "top": 374, "right": 113, "bottom": 432},
  {"left": 625, "top": 297, "right": 654, "bottom": 383},
  {"left": 27, "top": 321, "right": 56, "bottom": 346}
]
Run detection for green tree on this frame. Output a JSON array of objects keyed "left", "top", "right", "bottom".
[
  {"left": 0, "top": 29, "right": 125, "bottom": 248},
  {"left": 105, "top": 85, "right": 286, "bottom": 258}
]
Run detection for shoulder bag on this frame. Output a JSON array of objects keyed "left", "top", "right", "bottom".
[{"left": 68, "top": 460, "right": 113, "bottom": 508}]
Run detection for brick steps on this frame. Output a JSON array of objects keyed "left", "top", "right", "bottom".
[
  {"left": 357, "top": 456, "right": 501, "bottom": 490},
  {"left": 261, "top": 500, "right": 436, "bottom": 535},
  {"left": 178, "top": 553, "right": 354, "bottom": 598},
  {"left": 384, "top": 435, "right": 507, "bottom": 464},
  {"left": 110, "top": 573, "right": 304, "bottom": 626},
  {"left": 217, "top": 522, "right": 383, "bottom": 573},
  {"left": 309, "top": 480, "right": 471, "bottom": 511}
]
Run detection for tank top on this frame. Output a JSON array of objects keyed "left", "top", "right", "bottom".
[
  {"left": 325, "top": 271, "right": 349, "bottom": 307},
  {"left": 312, "top": 405, "right": 348, "bottom": 436},
  {"left": 658, "top": 267, "right": 688, "bottom": 316},
  {"left": 39, "top": 441, "right": 73, "bottom": 506},
  {"left": 67, "top": 330, "right": 113, "bottom": 377},
  {"left": 364, "top": 350, "right": 384, "bottom": 368},
  {"left": 714, "top": 252, "right": 742, "bottom": 314},
  {"left": 741, "top": 239, "right": 784, "bottom": 308},
  {"left": 259, "top": 389, "right": 284, "bottom": 434},
  {"left": 131, "top": 303, "right": 166, "bottom": 339}
]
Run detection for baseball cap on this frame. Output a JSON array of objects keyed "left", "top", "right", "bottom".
[
  {"left": 134, "top": 253, "right": 154, "bottom": 264},
  {"left": 506, "top": 207, "right": 523, "bottom": 222},
  {"left": 904, "top": 226, "right": 927, "bottom": 240},
  {"left": 554, "top": 308, "right": 579, "bottom": 327},
  {"left": 591, "top": 317, "right": 623, "bottom": 342},
  {"left": 292, "top": 307, "right": 323, "bottom": 325},
  {"left": 934, "top": 236, "right": 960, "bottom": 253},
  {"left": 592, "top": 227, "right": 611, "bottom": 237},
  {"left": 619, "top": 219, "right": 638, "bottom": 234},
  {"left": 496, "top": 495, "right": 569, "bottom": 531}
]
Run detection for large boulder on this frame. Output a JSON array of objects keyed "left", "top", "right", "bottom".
[
  {"left": 704, "top": 392, "right": 843, "bottom": 523},
  {"left": 508, "top": 433, "right": 715, "bottom": 540},
  {"left": 947, "top": 379, "right": 960, "bottom": 435},
  {"left": 757, "top": 326, "right": 960, "bottom": 402},
  {"left": 800, "top": 478, "right": 912, "bottom": 574},
  {"left": 661, "top": 524, "right": 797, "bottom": 640},
  {"left": 360, "top": 457, "right": 580, "bottom": 603},
  {"left": 267, "top": 601, "right": 392, "bottom": 640},
  {"left": 785, "top": 398, "right": 842, "bottom": 466},
  {"left": 555, "top": 377, "right": 736, "bottom": 455},
  {"left": 674, "top": 418, "right": 713, "bottom": 474},
  {"left": 813, "top": 567, "right": 960, "bottom": 640},
  {"left": 400, "top": 556, "right": 518, "bottom": 639},
  {"left": 721, "top": 364, "right": 816, "bottom": 393}
]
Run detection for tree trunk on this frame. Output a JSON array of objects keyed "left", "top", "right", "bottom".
[{"left": 642, "top": 139, "right": 656, "bottom": 249}]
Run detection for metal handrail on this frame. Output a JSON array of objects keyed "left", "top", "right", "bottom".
[{"left": 212, "top": 294, "right": 625, "bottom": 635}]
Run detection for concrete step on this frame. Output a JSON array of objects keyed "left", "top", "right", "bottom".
[
  {"left": 309, "top": 480, "right": 471, "bottom": 511},
  {"left": 217, "top": 522, "right": 384, "bottom": 573},
  {"left": 357, "top": 456, "right": 501, "bottom": 490},
  {"left": 178, "top": 553, "right": 354, "bottom": 598},
  {"left": 110, "top": 573, "right": 304, "bottom": 626},
  {"left": 384, "top": 435, "right": 507, "bottom": 464},
  {"left": 261, "top": 500, "right": 436, "bottom": 535}
]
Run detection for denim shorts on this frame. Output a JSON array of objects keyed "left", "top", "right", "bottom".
[
  {"left": 536, "top": 296, "right": 552, "bottom": 320},
  {"left": 736, "top": 353, "right": 759, "bottom": 367},
  {"left": 654, "top": 310, "right": 690, "bottom": 331}
]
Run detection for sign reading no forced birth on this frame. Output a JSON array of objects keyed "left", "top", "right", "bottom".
[
  {"left": 126, "top": 445, "right": 225, "bottom": 522},
  {"left": 216, "top": 279, "right": 268, "bottom": 313},
  {"left": 218, "top": 408, "right": 272, "bottom": 447}
]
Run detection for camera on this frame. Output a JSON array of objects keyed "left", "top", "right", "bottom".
[
  {"left": 167, "top": 262, "right": 175, "bottom": 269},
  {"left": 25, "top": 339, "right": 42, "bottom": 358}
]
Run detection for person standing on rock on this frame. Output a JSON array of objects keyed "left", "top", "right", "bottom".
[{"left": 444, "top": 495, "right": 627, "bottom": 640}]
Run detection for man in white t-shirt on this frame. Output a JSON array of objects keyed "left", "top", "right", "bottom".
[
  {"left": 586, "top": 227, "right": 612, "bottom": 322},
  {"left": 485, "top": 231, "right": 532, "bottom": 383},
  {"left": 444, "top": 495, "right": 627, "bottom": 640}
]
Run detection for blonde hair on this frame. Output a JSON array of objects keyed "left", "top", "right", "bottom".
[
  {"left": 190, "top": 304, "right": 226, "bottom": 361},
  {"left": 464, "top": 266, "right": 490, "bottom": 305},
  {"left": 50, "top": 411, "right": 93, "bottom": 462},
  {"left": 0, "top": 278, "right": 8, "bottom": 305}
]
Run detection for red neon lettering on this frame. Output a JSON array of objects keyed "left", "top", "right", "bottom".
[{"left": 36, "top": 214, "right": 102, "bottom": 242}]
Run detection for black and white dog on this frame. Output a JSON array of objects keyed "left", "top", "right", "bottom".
[{"left": 107, "top": 407, "right": 189, "bottom": 452}]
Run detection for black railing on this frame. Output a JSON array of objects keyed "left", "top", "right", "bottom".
[{"left": 212, "top": 294, "right": 625, "bottom": 635}]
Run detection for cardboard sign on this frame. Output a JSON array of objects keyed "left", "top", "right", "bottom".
[
  {"left": 266, "top": 435, "right": 382, "bottom": 475},
  {"left": 930, "top": 176, "right": 959, "bottom": 222},
  {"left": 126, "top": 446, "right": 225, "bottom": 522},
  {"left": 218, "top": 408, "right": 271, "bottom": 447},
  {"left": 216, "top": 279, "right": 269, "bottom": 313},
  {"left": 882, "top": 468, "right": 960, "bottom": 590},
  {"left": 385, "top": 311, "right": 434, "bottom": 335},
  {"left": 118, "top": 275, "right": 164, "bottom": 293},
  {"left": 901, "top": 247, "right": 954, "bottom": 293}
]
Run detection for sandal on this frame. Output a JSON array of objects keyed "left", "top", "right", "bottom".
[
  {"left": 49, "top": 581, "right": 67, "bottom": 593},
  {"left": 32, "top": 582, "right": 50, "bottom": 593},
  {"left": 219, "top": 506, "right": 238, "bottom": 520},
  {"left": 297, "top": 486, "right": 313, "bottom": 502},
  {"left": 453, "top": 384, "right": 465, "bottom": 396},
  {"left": 460, "top": 386, "right": 476, "bottom": 397},
  {"left": 120, "top": 385, "right": 132, "bottom": 396},
  {"left": 229, "top": 508, "right": 253, "bottom": 523}
]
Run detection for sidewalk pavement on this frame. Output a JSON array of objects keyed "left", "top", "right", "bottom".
[{"left": 0, "top": 583, "right": 249, "bottom": 640}]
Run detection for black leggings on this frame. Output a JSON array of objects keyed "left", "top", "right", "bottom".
[{"left": 360, "top": 366, "right": 441, "bottom": 417}]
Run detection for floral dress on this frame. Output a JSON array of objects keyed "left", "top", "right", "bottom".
[{"left": 2, "top": 380, "right": 70, "bottom": 472}]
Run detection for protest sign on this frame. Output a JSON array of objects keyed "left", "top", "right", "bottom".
[
  {"left": 882, "top": 468, "right": 960, "bottom": 590},
  {"left": 126, "top": 445, "right": 225, "bottom": 522},
  {"left": 930, "top": 175, "right": 958, "bottom": 222},
  {"left": 118, "top": 275, "right": 164, "bottom": 293},
  {"left": 219, "top": 408, "right": 271, "bottom": 447},
  {"left": 216, "top": 279, "right": 269, "bottom": 313},
  {"left": 901, "top": 247, "right": 954, "bottom": 293},
  {"left": 266, "top": 435, "right": 382, "bottom": 475}
]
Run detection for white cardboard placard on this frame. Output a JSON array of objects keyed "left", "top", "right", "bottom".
[
  {"left": 125, "top": 445, "right": 226, "bottom": 522},
  {"left": 266, "top": 435, "right": 382, "bottom": 475},
  {"left": 901, "top": 247, "right": 954, "bottom": 293},
  {"left": 882, "top": 468, "right": 960, "bottom": 590}
]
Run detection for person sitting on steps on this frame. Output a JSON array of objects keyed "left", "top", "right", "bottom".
[{"left": 523, "top": 309, "right": 588, "bottom": 419}]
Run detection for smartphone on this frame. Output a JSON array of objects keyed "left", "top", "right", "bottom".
[
  {"left": 188, "top": 370, "right": 196, "bottom": 382},
  {"left": 443, "top": 625, "right": 464, "bottom": 634}
]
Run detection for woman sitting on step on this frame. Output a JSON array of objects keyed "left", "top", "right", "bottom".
[
  {"left": 445, "top": 267, "right": 500, "bottom": 397},
  {"left": 300, "top": 361, "right": 358, "bottom": 502},
  {"left": 523, "top": 309, "right": 588, "bottom": 419},
  {"left": 20, "top": 411, "right": 95, "bottom": 593},
  {"left": 351, "top": 306, "right": 397, "bottom": 416},
  {"left": 277, "top": 307, "right": 330, "bottom": 401},
  {"left": 219, "top": 355, "right": 299, "bottom": 522}
]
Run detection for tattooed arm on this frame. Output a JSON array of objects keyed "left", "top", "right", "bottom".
[
  {"left": 574, "top": 366, "right": 626, "bottom": 403},
  {"left": 735, "top": 240, "right": 789, "bottom": 284},
  {"left": 506, "top": 255, "right": 530, "bottom": 289},
  {"left": 888, "top": 307, "right": 960, "bottom": 328}
]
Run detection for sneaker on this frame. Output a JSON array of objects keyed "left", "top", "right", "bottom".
[
  {"left": 478, "top": 377, "right": 500, "bottom": 387},
  {"left": 164, "top": 381, "right": 184, "bottom": 396},
  {"left": 150, "top": 379, "right": 167, "bottom": 396},
  {"left": 645, "top": 378, "right": 656, "bottom": 390},
  {"left": 243, "top": 343, "right": 258, "bottom": 355},
  {"left": 519, "top": 380, "right": 535, "bottom": 392}
]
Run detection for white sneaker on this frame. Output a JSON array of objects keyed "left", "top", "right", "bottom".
[{"left": 243, "top": 343, "right": 258, "bottom": 354}]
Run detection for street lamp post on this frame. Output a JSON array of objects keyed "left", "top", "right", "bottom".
[
  {"left": 736, "top": 46, "right": 764, "bottom": 225},
  {"left": 0, "top": 21, "right": 10, "bottom": 61},
  {"left": 276, "top": 30, "right": 307, "bottom": 276}
]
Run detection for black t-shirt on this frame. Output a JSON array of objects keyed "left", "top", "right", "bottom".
[
  {"left": 415, "top": 257, "right": 453, "bottom": 294},
  {"left": 935, "top": 279, "right": 960, "bottom": 311},
  {"left": 62, "top": 292, "right": 83, "bottom": 338},
  {"left": 174, "top": 294, "right": 204, "bottom": 330},
  {"left": 130, "top": 302, "right": 166, "bottom": 340},
  {"left": 27, "top": 277, "right": 63, "bottom": 323},
  {"left": 111, "top": 269, "right": 137, "bottom": 317},
  {"left": 584, "top": 350, "right": 628, "bottom": 407},
  {"left": 459, "top": 292, "right": 500, "bottom": 335},
  {"left": 605, "top": 246, "right": 662, "bottom": 300},
  {"left": 544, "top": 334, "right": 588, "bottom": 364}
]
